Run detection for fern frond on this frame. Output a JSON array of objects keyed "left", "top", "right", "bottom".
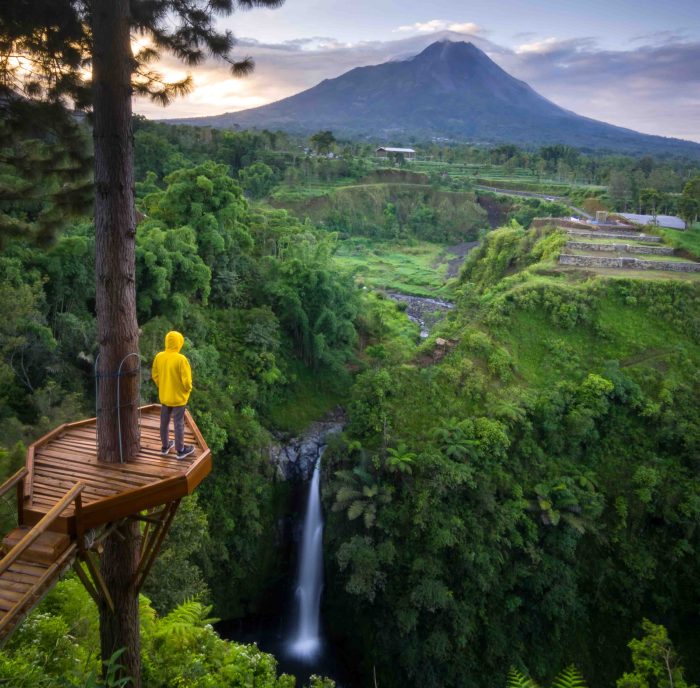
[
  {"left": 551, "top": 665, "right": 587, "bottom": 688},
  {"left": 347, "top": 500, "right": 366, "bottom": 521},
  {"left": 506, "top": 667, "right": 539, "bottom": 688},
  {"left": 163, "top": 600, "right": 217, "bottom": 628}
]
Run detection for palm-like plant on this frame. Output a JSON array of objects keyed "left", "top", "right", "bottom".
[
  {"left": 551, "top": 666, "right": 588, "bottom": 688},
  {"left": 385, "top": 442, "right": 415, "bottom": 475},
  {"left": 528, "top": 479, "right": 590, "bottom": 534},
  {"left": 431, "top": 418, "right": 478, "bottom": 461},
  {"left": 332, "top": 466, "right": 392, "bottom": 529},
  {"left": 507, "top": 665, "right": 588, "bottom": 688},
  {"left": 507, "top": 668, "right": 540, "bottom": 688},
  {"left": 151, "top": 600, "right": 218, "bottom": 651}
]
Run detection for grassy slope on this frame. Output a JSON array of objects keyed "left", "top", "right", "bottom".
[
  {"left": 333, "top": 238, "right": 453, "bottom": 297},
  {"left": 449, "top": 225, "right": 700, "bottom": 398},
  {"left": 501, "top": 292, "right": 698, "bottom": 390},
  {"left": 661, "top": 223, "right": 700, "bottom": 260},
  {"left": 265, "top": 361, "right": 346, "bottom": 433}
]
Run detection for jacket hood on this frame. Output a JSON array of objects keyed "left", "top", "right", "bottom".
[{"left": 165, "top": 331, "right": 184, "bottom": 353}]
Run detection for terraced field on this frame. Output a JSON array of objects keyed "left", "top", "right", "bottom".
[{"left": 556, "top": 222, "right": 700, "bottom": 278}]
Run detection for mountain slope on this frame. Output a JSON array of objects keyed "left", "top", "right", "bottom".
[{"left": 168, "top": 41, "right": 700, "bottom": 156}]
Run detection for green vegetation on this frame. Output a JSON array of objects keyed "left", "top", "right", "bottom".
[
  {"left": 3, "top": 114, "right": 700, "bottom": 688},
  {"left": 0, "top": 159, "right": 361, "bottom": 624},
  {"left": 265, "top": 361, "right": 345, "bottom": 433},
  {"left": 333, "top": 238, "right": 453, "bottom": 296},
  {"left": 660, "top": 224, "right": 700, "bottom": 260},
  {"left": 0, "top": 577, "right": 304, "bottom": 687},
  {"left": 275, "top": 182, "right": 488, "bottom": 243},
  {"left": 322, "top": 225, "right": 700, "bottom": 688},
  {"left": 505, "top": 619, "right": 697, "bottom": 688}
]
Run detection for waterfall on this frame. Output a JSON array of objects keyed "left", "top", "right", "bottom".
[{"left": 287, "top": 457, "right": 324, "bottom": 661}]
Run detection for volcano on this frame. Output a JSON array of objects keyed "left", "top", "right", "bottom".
[{"left": 168, "top": 40, "right": 700, "bottom": 156}]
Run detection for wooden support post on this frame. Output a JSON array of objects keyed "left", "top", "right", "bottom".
[
  {"left": 74, "top": 561, "right": 102, "bottom": 606},
  {"left": 134, "top": 499, "right": 180, "bottom": 593},
  {"left": 75, "top": 493, "right": 84, "bottom": 553},
  {"left": 131, "top": 510, "right": 168, "bottom": 525},
  {"left": 16, "top": 479, "right": 24, "bottom": 527},
  {"left": 84, "top": 550, "right": 114, "bottom": 613},
  {"left": 0, "top": 468, "right": 27, "bottom": 500}
]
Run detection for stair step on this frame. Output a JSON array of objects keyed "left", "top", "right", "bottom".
[{"left": 2, "top": 528, "right": 70, "bottom": 565}]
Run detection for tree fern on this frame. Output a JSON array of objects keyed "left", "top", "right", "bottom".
[
  {"left": 507, "top": 667, "right": 539, "bottom": 688},
  {"left": 153, "top": 600, "right": 218, "bottom": 649},
  {"left": 347, "top": 500, "right": 367, "bottom": 521},
  {"left": 551, "top": 665, "right": 588, "bottom": 688}
]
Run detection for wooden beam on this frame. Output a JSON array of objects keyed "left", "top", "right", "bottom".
[
  {"left": 0, "top": 469, "right": 27, "bottom": 500},
  {"left": 78, "top": 474, "right": 185, "bottom": 530},
  {"left": 0, "top": 483, "right": 84, "bottom": 578},
  {"left": 16, "top": 479, "right": 24, "bottom": 527},
  {"left": 84, "top": 550, "right": 114, "bottom": 613},
  {"left": 74, "top": 561, "right": 101, "bottom": 606},
  {"left": 134, "top": 499, "right": 180, "bottom": 593}
]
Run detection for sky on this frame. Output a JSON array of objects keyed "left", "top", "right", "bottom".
[{"left": 134, "top": 0, "right": 700, "bottom": 142}]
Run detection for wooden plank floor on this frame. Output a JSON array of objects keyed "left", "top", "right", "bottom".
[
  {"left": 0, "top": 544, "right": 77, "bottom": 643},
  {"left": 28, "top": 406, "right": 209, "bottom": 520}
]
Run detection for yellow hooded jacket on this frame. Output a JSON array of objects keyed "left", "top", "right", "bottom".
[{"left": 151, "top": 331, "right": 193, "bottom": 407}]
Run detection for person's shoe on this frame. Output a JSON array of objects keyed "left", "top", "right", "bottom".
[
  {"left": 176, "top": 445, "right": 195, "bottom": 461},
  {"left": 161, "top": 440, "right": 175, "bottom": 455}
]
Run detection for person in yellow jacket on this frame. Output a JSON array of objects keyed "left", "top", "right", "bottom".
[{"left": 151, "top": 331, "right": 194, "bottom": 460}]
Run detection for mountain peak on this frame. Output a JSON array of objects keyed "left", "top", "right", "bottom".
[
  {"left": 164, "top": 38, "right": 700, "bottom": 157},
  {"left": 413, "top": 39, "right": 483, "bottom": 60}
]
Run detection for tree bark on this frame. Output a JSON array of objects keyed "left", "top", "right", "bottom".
[
  {"left": 92, "top": 0, "right": 140, "bottom": 464},
  {"left": 98, "top": 520, "right": 142, "bottom": 687},
  {"left": 91, "top": 1, "right": 141, "bottom": 685}
]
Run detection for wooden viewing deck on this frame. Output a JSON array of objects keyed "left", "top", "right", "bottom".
[{"left": 0, "top": 404, "right": 211, "bottom": 643}]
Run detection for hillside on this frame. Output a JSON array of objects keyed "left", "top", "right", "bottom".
[
  {"left": 322, "top": 223, "right": 700, "bottom": 687},
  {"left": 167, "top": 40, "right": 700, "bottom": 158}
]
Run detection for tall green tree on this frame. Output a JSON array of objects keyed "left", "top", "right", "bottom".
[
  {"left": 0, "top": 0, "right": 283, "bottom": 683},
  {"left": 310, "top": 130, "right": 336, "bottom": 155}
]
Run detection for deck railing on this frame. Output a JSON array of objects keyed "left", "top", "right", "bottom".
[
  {"left": 0, "top": 482, "right": 85, "bottom": 638},
  {"left": 0, "top": 467, "right": 27, "bottom": 527}
]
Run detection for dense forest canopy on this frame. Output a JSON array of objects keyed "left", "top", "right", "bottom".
[{"left": 0, "top": 109, "right": 699, "bottom": 687}]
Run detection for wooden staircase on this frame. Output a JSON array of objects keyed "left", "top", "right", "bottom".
[
  {"left": 0, "top": 405, "right": 211, "bottom": 645},
  {"left": 0, "top": 475, "right": 82, "bottom": 641}
]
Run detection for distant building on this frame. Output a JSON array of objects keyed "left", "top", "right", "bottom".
[
  {"left": 619, "top": 213, "right": 687, "bottom": 230},
  {"left": 375, "top": 147, "right": 416, "bottom": 160}
]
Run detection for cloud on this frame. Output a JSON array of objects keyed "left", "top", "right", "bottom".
[
  {"left": 631, "top": 29, "right": 691, "bottom": 46},
  {"left": 394, "top": 20, "right": 483, "bottom": 35},
  {"left": 501, "top": 37, "right": 700, "bottom": 141},
  {"left": 516, "top": 37, "right": 565, "bottom": 54},
  {"left": 515, "top": 36, "right": 597, "bottom": 56},
  {"left": 134, "top": 30, "right": 700, "bottom": 143}
]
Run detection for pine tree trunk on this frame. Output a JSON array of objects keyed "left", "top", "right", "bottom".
[
  {"left": 98, "top": 520, "right": 142, "bottom": 686},
  {"left": 92, "top": 0, "right": 140, "bottom": 464},
  {"left": 91, "top": 1, "right": 141, "bottom": 685}
]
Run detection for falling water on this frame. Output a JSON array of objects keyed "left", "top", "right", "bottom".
[{"left": 287, "top": 457, "right": 324, "bottom": 661}]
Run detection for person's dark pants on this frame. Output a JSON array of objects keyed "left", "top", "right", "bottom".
[{"left": 160, "top": 404, "right": 186, "bottom": 452}]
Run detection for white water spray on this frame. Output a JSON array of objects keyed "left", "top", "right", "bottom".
[{"left": 288, "top": 457, "right": 324, "bottom": 660}]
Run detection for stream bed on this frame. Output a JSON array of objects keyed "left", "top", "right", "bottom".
[{"left": 387, "top": 292, "right": 454, "bottom": 337}]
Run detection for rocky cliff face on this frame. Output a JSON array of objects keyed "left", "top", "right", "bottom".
[{"left": 269, "top": 410, "right": 345, "bottom": 481}]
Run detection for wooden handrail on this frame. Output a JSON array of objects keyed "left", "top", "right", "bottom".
[
  {"left": 0, "top": 468, "right": 27, "bottom": 499},
  {"left": 0, "top": 482, "right": 84, "bottom": 578},
  {"left": 0, "top": 543, "right": 77, "bottom": 639}
]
